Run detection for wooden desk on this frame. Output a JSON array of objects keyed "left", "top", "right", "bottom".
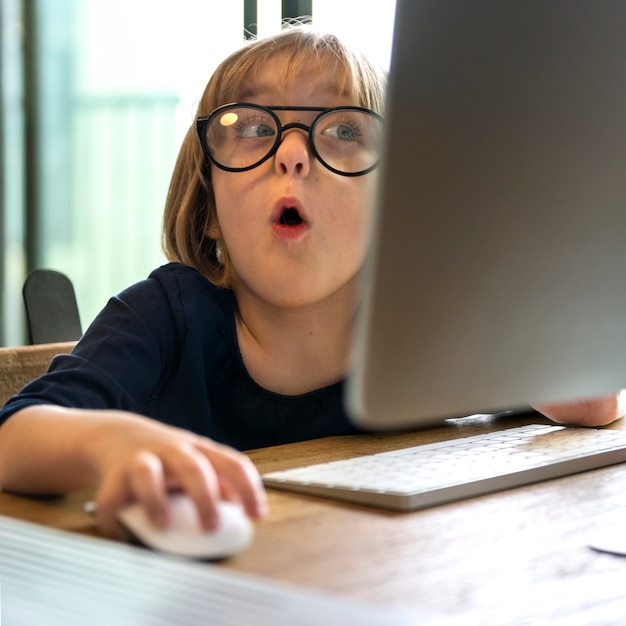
[{"left": 3, "top": 413, "right": 626, "bottom": 623}]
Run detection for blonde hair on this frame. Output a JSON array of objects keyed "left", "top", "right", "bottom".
[{"left": 162, "top": 25, "right": 387, "bottom": 287}]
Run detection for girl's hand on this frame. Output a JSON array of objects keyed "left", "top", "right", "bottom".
[
  {"left": 92, "top": 413, "right": 267, "bottom": 538},
  {"left": 532, "top": 390, "right": 625, "bottom": 427}
]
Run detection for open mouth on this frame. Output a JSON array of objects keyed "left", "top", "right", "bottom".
[{"left": 278, "top": 208, "right": 304, "bottom": 227}]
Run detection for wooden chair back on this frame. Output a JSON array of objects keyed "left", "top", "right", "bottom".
[{"left": 0, "top": 341, "right": 76, "bottom": 406}]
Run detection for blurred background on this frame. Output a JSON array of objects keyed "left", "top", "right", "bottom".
[{"left": 0, "top": 0, "right": 396, "bottom": 345}]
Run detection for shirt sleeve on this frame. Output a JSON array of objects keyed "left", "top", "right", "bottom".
[{"left": 0, "top": 267, "right": 184, "bottom": 425}]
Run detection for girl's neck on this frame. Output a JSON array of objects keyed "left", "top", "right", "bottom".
[{"left": 234, "top": 285, "right": 357, "bottom": 396}]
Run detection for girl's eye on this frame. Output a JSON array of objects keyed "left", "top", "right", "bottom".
[
  {"left": 237, "top": 122, "right": 275, "bottom": 138},
  {"left": 324, "top": 124, "right": 357, "bottom": 141},
  {"left": 316, "top": 109, "right": 379, "bottom": 146}
]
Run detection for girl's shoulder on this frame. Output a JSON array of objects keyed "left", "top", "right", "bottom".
[
  {"left": 83, "top": 262, "right": 235, "bottom": 352},
  {"left": 118, "top": 262, "right": 233, "bottom": 315}
]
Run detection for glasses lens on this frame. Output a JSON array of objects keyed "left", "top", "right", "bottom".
[
  {"left": 312, "top": 109, "right": 384, "bottom": 175},
  {"left": 205, "top": 105, "right": 278, "bottom": 170}
]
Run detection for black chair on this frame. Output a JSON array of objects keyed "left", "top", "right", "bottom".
[{"left": 22, "top": 269, "right": 82, "bottom": 344}]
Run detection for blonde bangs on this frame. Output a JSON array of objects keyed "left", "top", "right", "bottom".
[{"left": 200, "top": 28, "right": 386, "bottom": 115}]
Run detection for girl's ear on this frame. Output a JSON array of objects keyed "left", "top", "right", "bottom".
[
  {"left": 206, "top": 223, "right": 224, "bottom": 265},
  {"left": 206, "top": 222, "right": 220, "bottom": 240}
]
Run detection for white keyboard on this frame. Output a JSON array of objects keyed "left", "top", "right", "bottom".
[{"left": 262, "top": 424, "right": 626, "bottom": 510}]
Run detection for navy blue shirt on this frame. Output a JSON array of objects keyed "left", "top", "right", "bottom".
[{"left": 0, "top": 263, "right": 363, "bottom": 450}]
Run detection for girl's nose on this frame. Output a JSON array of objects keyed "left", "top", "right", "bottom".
[{"left": 273, "top": 129, "right": 311, "bottom": 177}]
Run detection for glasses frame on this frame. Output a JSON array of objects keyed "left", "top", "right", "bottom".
[{"left": 196, "top": 103, "right": 384, "bottom": 177}]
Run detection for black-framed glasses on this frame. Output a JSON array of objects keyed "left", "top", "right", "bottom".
[{"left": 196, "top": 103, "right": 384, "bottom": 177}]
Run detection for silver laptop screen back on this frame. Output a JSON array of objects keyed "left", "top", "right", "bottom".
[{"left": 348, "top": 0, "right": 626, "bottom": 429}]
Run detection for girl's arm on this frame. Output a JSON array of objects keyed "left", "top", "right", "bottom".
[
  {"left": 0, "top": 405, "right": 267, "bottom": 538},
  {"left": 532, "top": 390, "right": 626, "bottom": 427}
]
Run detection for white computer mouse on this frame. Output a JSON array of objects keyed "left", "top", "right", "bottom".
[{"left": 117, "top": 493, "right": 254, "bottom": 560}]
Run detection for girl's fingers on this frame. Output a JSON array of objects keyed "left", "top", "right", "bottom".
[
  {"left": 534, "top": 393, "right": 622, "bottom": 427},
  {"left": 159, "top": 445, "right": 223, "bottom": 530},
  {"left": 95, "top": 431, "right": 267, "bottom": 538},
  {"left": 96, "top": 469, "right": 134, "bottom": 539},
  {"left": 128, "top": 451, "right": 171, "bottom": 528},
  {"left": 155, "top": 439, "right": 267, "bottom": 527},
  {"left": 198, "top": 440, "right": 268, "bottom": 519}
]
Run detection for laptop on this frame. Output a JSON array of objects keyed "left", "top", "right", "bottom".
[
  {"left": 346, "top": 0, "right": 626, "bottom": 430},
  {"left": 0, "top": 515, "right": 420, "bottom": 625}
]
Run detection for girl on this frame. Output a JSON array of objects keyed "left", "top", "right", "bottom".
[{"left": 0, "top": 26, "right": 621, "bottom": 538}]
